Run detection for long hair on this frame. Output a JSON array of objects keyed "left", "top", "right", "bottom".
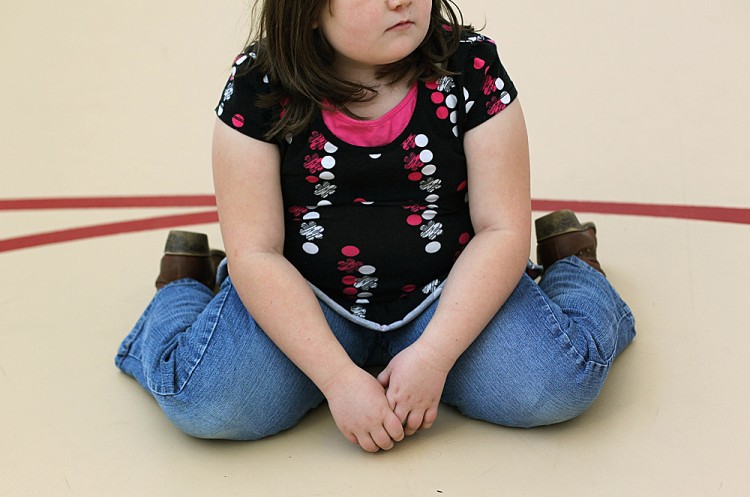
[{"left": 243, "top": 0, "right": 471, "bottom": 140}]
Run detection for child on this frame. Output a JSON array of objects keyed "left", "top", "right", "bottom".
[{"left": 116, "top": 0, "right": 635, "bottom": 453}]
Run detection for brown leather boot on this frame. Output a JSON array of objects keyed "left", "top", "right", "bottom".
[
  {"left": 535, "top": 210, "right": 605, "bottom": 275},
  {"left": 155, "top": 231, "right": 221, "bottom": 290}
]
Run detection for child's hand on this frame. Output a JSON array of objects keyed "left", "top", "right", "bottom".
[
  {"left": 323, "top": 365, "right": 405, "bottom": 452},
  {"left": 377, "top": 342, "right": 451, "bottom": 436}
]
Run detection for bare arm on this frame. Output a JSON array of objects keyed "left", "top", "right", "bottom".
[
  {"left": 212, "top": 119, "right": 403, "bottom": 451},
  {"left": 378, "top": 100, "right": 531, "bottom": 434}
]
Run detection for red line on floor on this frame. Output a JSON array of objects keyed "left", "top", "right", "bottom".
[
  {"left": 531, "top": 199, "right": 750, "bottom": 224},
  {"left": 0, "top": 195, "right": 216, "bottom": 210},
  {"left": 0, "top": 211, "right": 218, "bottom": 253},
  {"left": 1, "top": 197, "right": 748, "bottom": 254}
]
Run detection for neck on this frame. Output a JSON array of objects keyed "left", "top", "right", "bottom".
[{"left": 343, "top": 78, "right": 414, "bottom": 120}]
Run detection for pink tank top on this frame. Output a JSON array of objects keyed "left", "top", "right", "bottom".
[{"left": 322, "top": 83, "right": 418, "bottom": 147}]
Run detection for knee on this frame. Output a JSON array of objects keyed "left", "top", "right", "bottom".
[
  {"left": 159, "top": 387, "right": 320, "bottom": 441},
  {"left": 505, "top": 390, "right": 596, "bottom": 428},
  {"left": 163, "top": 400, "right": 262, "bottom": 440},
  {"left": 157, "top": 396, "right": 280, "bottom": 441},
  {"left": 449, "top": 367, "right": 606, "bottom": 429}
]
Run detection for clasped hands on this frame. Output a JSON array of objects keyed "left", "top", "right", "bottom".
[{"left": 323, "top": 340, "right": 452, "bottom": 453}]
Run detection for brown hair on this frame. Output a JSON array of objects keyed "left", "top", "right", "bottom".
[{"left": 243, "top": 0, "right": 471, "bottom": 139}]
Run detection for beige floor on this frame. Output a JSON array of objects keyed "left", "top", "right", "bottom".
[{"left": 2, "top": 1, "right": 749, "bottom": 495}]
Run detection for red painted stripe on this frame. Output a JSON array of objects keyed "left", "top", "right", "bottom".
[
  {"left": 0, "top": 211, "right": 218, "bottom": 253},
  {"left": 531, "top": 199, "right": 750, "bottom": 225},
  {"left": 0, "top": 195, "right": 216, "bottom": 210},
  {"left": 2, "top": 195, "right": 748, "bottom": 223},
  {"left": 1, "top": 196, "right": 748, "bottom": 254}
]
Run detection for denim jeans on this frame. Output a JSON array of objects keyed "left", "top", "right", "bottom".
[{"left": 115, "top": 256, "right": 635, "bottom": 439}]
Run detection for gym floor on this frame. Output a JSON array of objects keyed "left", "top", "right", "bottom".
[{"left": 2, "top": 1, "right": 748, "bottom": 495}]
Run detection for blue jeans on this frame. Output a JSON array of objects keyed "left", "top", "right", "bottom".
[{"left": 115, "top": 256, "right": 635, "bottom": 439}]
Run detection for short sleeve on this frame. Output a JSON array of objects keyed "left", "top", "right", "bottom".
[
  {"left": 459, "top": 34, "right": 518, "bottom": 133},
  {"left": 215, "top": 51, "right": 276, "bottom": 142}
]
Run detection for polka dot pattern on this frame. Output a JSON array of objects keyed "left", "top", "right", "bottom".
[{"left": 214, "top": 31, "right": 516, "bottom": 326}]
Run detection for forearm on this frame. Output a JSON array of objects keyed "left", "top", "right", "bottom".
[
  {"left": 227, "top": 250, "right": 357, "bottom": 394},
  {"left": 415, "top": 227, "right": 529, "bottom": 370}
]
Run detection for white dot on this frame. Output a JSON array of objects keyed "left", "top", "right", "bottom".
[
  {"left": 425, "top": 242, "right": 442, "bottom": 253},
  {"left": 358, "top": 292, "right": 373, "bottom": 298},
  {"left": 303, "top": 243, "right": 319, "bottom": 254},
  {"left": 450, "top": 111, "right": 458, "bottom": 124},
  {"left": 453, "top": 126, "right": 459, "bottom": 137},
  {"left": 423, "top": 210, "right": 437, "bottom": 220},
  {"left": 361, "top": 201, "right": 374, "bottom": 205},
  {"left": 425, "top": 194, "right": 439, "bottom": 203},
  {"left": 320, "top": 172, "right": 335, "bottom": 181},
  {"left": 495, "top": 78, "right": 505, "bottom": 91},
  {"left": 303, "top": 212, "right": 320, "bottom": 220},
  {"left": 322, "top": 156, "right": 336, "bottom": 169},
  {"left": 463, "top": 87, "right": 470, "bottom": 100},
  {"left": 419, "top": 150, "right": 433, "bottom": 163},
  {"left": 465, "top": 101, "right": 474, "bottom": 113},
  {"left": 359, "top": 265, "right": 376, "bottom": 275},
  {"left": 324, "top": 142, "right": 338, "bottom": 153},
  {"left": 235, "top": 55, "right": 248, "bottom": 66},
  {"left": 231, "top": 67, "right": 237, "bottom": 78},
  {"left": 317, "top": 200, "right": 332, "bottom": 207},
  {"left": 369, "top": 154, "right": 382, "bottom": 159},
  {"left": 500, "top": 91, "right": 511, "bottom": 105},
  {"left": 356, "top": 299, "right": 370, "bottom": 304},
  {"left": 263, "top": 75, "right": 270, "bottom": 84},
  {"left": 422, "top": 164, "right": 437, "bottom": 176},
  {"left": 415, "top": 134, "right": 429, "bottom": 147},
  {"left": 217, "top": 104, "right": 224, "bottom": 116},
  {"left": 446, "top": 94, "right": 458, "bottom": 109},
  {"left": 426, "top": 204, "right": 439, "bottom": 209}
]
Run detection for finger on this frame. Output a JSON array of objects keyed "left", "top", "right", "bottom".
[
  {"left": 344, "top": 432, "right": 359, "bottom": 445},
  {"left": 404, "top": 410, "right": 424, "bottom": 436},
  {"left": 384, "top": 412, "right": 405, "bottom": 442},
  {"left": 371, "top": 427, "right": 395, "bottom": 451},
  {"left": 421, "top": 407, "right": 439, "bottom": 431},
  {"left": 393, "top": 402, "right": 410, "bottom": 425},
  {"left": 356, "top": 434, "right": 380, "bottom": 453},
  {"left": 376, "top": 367, "right": 391, "bottom": 388}
]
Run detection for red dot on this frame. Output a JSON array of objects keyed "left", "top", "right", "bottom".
[
  {"left": 353, "top": 198, "right": 367, "bottom": 203},
  {"left": 232, "top": 114, "right": 245, "bottom": 127},
  {"left": 407, "top": 214, "right": 423, "bottom": 226},
  {"left": 343, "top": 287, "right": 358, "bottom": 296},
  {"left": 341, "top": 275, "right": 357, "bottom": 285},
  {"left": 436, "top": 106, "right": 449, "bottom": 119},
  {"left": 306, "top": 175, "right": 320, "bottom": 183},
  {"left": 341, "top": 245, "right": 360, "bottom": 257},
  {"left": 408, "top": 172, "right": 423, "bottom": 182},
  {"left": 402, "top": 284, "right": 417, "bottom": 292},
  {"left": 457, "top": 180, "right": 467, "bottom": 191},
  {"left": 425, "top": 81, "right": 438, "bottom": 90},
  {"left": 473, "top": 57, "right": 486, "bottom": 70},
  {"left": 459, "top": 232, "right": 472, "bottom": 245},
  {"left": 431, "top": 92, "right": 445, "bottom": 104}
]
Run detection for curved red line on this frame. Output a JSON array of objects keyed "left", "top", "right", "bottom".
[
  {"left": 0, "top": 195, "right": 216, "bottom": 210},
  {"left": 1, "top": 195, "right": 748, "bottom": 224},
  {"left": 531, "top": 199, "right": 750, "bottom": 225},
  {"left": 1, "top": 197, "right": 748, "bottom": 254},
  {"left": 0, "top": 211, "right": 218, "bottom": 253}
]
